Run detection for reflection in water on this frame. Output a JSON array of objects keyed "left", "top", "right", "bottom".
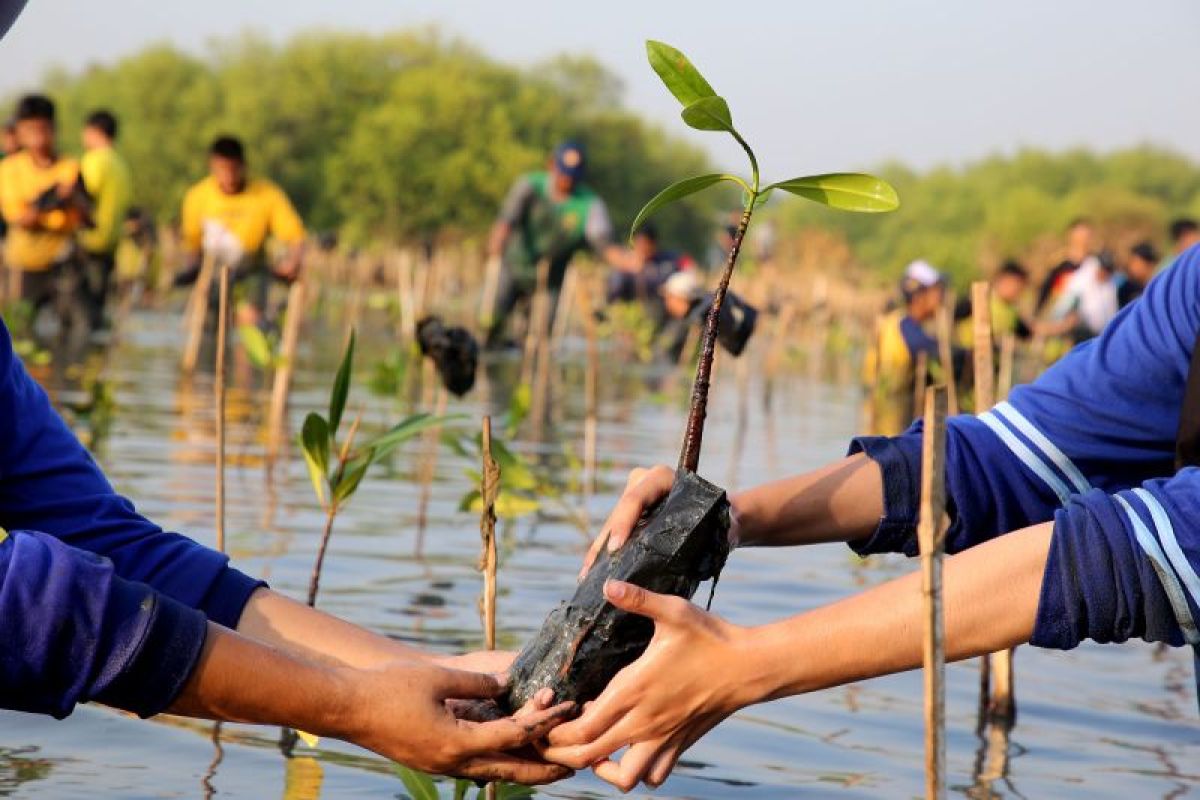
[
  {"left": 282, "top": 756, "right": 324, "bottom": 800},
  {"left": 0, "top": 747, "right": 54, "bottom": 797},
  {"left": 966, "top": 720, "right": 1026, "bottom": 800},
  {"left": 201, "top": 722, "right": 225, "bottom": 800}
]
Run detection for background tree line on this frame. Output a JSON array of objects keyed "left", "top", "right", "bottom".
[{"left": 30, "top": 28, "right": 1200, "bottom": 284}]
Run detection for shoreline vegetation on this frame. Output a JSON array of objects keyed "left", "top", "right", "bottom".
[{"left": 15, "top": 28, "right": 1199, "bottom": 290}]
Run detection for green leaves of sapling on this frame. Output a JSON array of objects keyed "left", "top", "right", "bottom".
[
  {"left": 630, "top": 174, "right": 742, "bottom": 238},
  {"left": 646, "top": 40, "right": 718, "bottom": 107},
  {"left": 635, "top": 39, "right": 900, "bottom": 236},
  {"left": 301, "top": 412, "right": 331, "bottom": 507},
  {"left": 764, "top": 173, "right": 900, "bottom": 213},
  {"left": 328, "top": 329, "right": 355, "bottom": 435}
]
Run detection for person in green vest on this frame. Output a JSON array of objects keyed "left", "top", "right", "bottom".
[
  {"left": 484, "top": 140, "right": 632, "bottom": 348},
  {"left": 79, "top": 109, "right": 133, "bottom": 330}
]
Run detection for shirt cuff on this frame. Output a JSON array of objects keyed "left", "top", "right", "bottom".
[
  {"left": 847, "top": 429, "right": 923, "bottom": 557},
  {"left": 92, "top": 578, "right": 209, "bottom": 718},
  {"left": 198, "top": 566, "right": 267, "bottom": 630}
]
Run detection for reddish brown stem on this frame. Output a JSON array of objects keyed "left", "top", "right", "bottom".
[{"left": 678, "top": 206, "right": 753, "bottom": 473}]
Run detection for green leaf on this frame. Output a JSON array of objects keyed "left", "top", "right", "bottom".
[
  {"left": 487, "top": 438, "right": 538, "bottom": 491},
  {"left": 393, "top": 765, "right": 439, "bottom": 800},
  {"left": 504, "top": 383, "right": 532, "bottom": 436},
  {"left": 329, "top": 329, "right": 356, "bottom": 435},
  {"left": 680, "top": 96, "right": 734, "bottom": 133},
  {"left": 332, "top": 457, "right": 369, "bottom": 504},
  {"left": 364, "top": 413, "right": 461, "bottom": 466},
  {"left": 646, "top": 40, "right": 717, "bottom": 107},
  {"left": 453, "top": 778, "right": 472, "bottom": 800},
  {"left": 300, "top": 413, "right": 330, "bottom": 507},
  {"left": 629, "top": 174, "right": 738, "bottom": 239},
  {"left": 494, "top": 784, "right": 535, "bottom": 800},
  {"left": 441, "top": 430, "right": 473, "bottom": 459},
  {"left": 765, "top": 173, "right": 900, "bottom": 213},
  {"left": 464, "top": 490, "right": 540, "bottom": 518},
  {"left": 237, "top": 324, "right": 273, "bottom": 369}
]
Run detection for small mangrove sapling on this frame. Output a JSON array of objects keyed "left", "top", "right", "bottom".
[{"left": 507, "top": 40, "right": 899, "bottom": 709}]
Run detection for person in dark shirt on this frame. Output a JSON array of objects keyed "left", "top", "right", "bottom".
[
  {"left": 1119, "top": 241, "right": 1159, "bottom": 308},
  {"left": 606, "top": 223, "right": 693, "bottom": 313}
]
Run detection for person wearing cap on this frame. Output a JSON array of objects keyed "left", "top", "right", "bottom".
[
  {"left": 1119, "top": 241, "right": 1159, "bottom": 308},
  {"left": 547, "top": 243, "right": 1200, "bottom": 794},
  {"left": 653, "top": 268, "right": 757, "bottom": 364},
  {"left": 484, "top": 141, "right": 631, "bottom": 348},
  {"left": 862, "top": 259, "right": 948, "bottom": 436}
]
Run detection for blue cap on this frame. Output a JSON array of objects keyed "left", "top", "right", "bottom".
[{"left": 553, "top": 140, "right": 587, "bottom": 181}]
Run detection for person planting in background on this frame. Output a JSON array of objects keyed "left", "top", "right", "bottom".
[
  {"left": 1036, "top": 217, "right": 1097, "bottom": 313},
  {"left": 954, "top": 259, "right": 1033, "bottom": 346},
  {"left": 78, "top": 109, "right": 132, "bottom": 330},
  {"left": 1046, "top": 248, "right": 1120, "bottom": 342},
  {"left": 605, "top": 222, "right": 694, "bottom": 310},
  {"left": 175, "top": 135, "right": 306, "bottom": 327},
  {"left": 1119, "top": 241, "right": 1159, "bottom": 307},
  {"left": 546, "top": 244, "right": 1200, "bottom": 794},
  {"left": 653, "top": 269, "right": 757, "bottom": 364},
  {"left": 484, "top": 140, "right": 633, "bottom": 348},
  {"left": 862, "top": 259, "right": 950, "bottom": 436},
  {"left": 0, "top": 94, "right": 83, "bottom": 305},
  {"left": 0, "top": 315, "right": 574, "bottom": 784}
]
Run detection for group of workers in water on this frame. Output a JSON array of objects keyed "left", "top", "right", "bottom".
[
  {"left": 0, "top": 95, "right": 756, "bottom": 365},
  {"left": 8, "top": 69, "right": 1200, "bottom": 796},
  {"left": 867, "top": 214, "right": 1200, "bottom": 434}
]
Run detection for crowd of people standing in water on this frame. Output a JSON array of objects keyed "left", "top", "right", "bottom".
[
  {"left": 7, "top": 76, "right": 1200, "bottom": 796},
  {"left": 865, "top": 214, "right": 1200, "bottom": 435}
]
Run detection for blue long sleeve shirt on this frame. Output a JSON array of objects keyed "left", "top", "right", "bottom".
[
  {"left": 851, "top": 243, "right": 1200, "bottom": 653},
  {"left": 0, "top": 318, "right": 264, "bottom": 718}
]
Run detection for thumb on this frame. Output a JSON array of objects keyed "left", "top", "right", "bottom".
[
  {"left": 434, "top": 667, "right": 506, "bottom": 701},
  {"left": 603, "top": 580, "right": 688, "bottom": 626}
]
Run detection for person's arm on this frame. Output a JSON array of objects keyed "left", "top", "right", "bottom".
[
  {"left": 173, "top": 622, "right": 575, "bottom": 784},
  {"left": 488, "top": 176, "right": 534, "bottom": 258},
  {"left": 180, "top": 184, "right": 202, "bottom": 257},
  {"left": 549, "top": 466, "right": 1200, "bottom": 791},
  {"left": 583, "top": 197, "right": 637, "bottom": 271},
  {"left": 546, "top": 522, "right": 1051, "bottom": 791},
  {"left": 267, "top": 184, "right": 306, "bottom": 280}
]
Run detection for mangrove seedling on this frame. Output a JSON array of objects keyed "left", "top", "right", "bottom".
[
  {"left": 507, "top": 40, "right": 899, "bottom": 709},
  {"left": 299, "top": 329, "right": 453, "bottom": 607}
]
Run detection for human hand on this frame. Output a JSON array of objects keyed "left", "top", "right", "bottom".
[
  {"left": 344, "top": 660, "right": 576, "bottom": 784},
  {"left": 541, "top": 581, "right": 764, "bottom": 792},
  {"left": 438, "top": 649, "right": 516, "bottom": 674},
  {"left": 579, "top": 466, "right": 740, "bottom": 580}
]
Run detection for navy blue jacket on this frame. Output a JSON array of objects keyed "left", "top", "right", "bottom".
[
  {"left": 0, "top": 318, "right": 263, "bottom": 718},
  {"left": 852, "top": 244, "right": 1200, "bottom": 652}
]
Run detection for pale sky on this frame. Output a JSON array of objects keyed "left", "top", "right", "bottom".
[{"left": 1, "top": 0, "right": 1196, "bottom": 178}]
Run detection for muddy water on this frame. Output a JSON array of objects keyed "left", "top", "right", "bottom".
[{"left": 3, "top": 308, "right": 1198, "bottom": 799}]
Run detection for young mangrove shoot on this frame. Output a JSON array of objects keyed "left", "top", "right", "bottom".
[{"left": 506, "top": 40, "right": 899, "bottom": 709}]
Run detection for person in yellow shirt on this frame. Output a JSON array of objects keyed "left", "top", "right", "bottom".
[
  {"left": 953, "top": 260, "right": 1033, "bottom": 349},
  {"left": 79, "top": 110, "right": 132, "bottom": 330},
  {"left": 176, "top": 136, "right": 305, "bottom": 326},
  {"left": 0, "top": 95, "right": 84, "bottom": 306}
]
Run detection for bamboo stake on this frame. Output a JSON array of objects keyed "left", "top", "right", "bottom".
[
  {"left": 912, "top": 350, "right": 929, "bottom": 427},
  {"left": 918, "top": 385, "right": 949, "bottom": 800},
  {"left": 479, "top": 255, "right": 503, "bottom": 332},
  {"left": 479, "top": 416, "right": 499, "bottom": 651},
  {"left": 181, "top": 253, "right": 217, "bottom": 374},
  {"left": 214, "top": 264, "right": 230, "bottom": 554},
  {"left": 397, "top": 250, "right": 417, "bottom": 346},
  {"left": 935, "top": 304, "right": 958, "bottom": 416},
  {"left": 550, "top": 264, "right": 577, "bottom": 347},
  {"left": 578, "top": 284, "right": 599, "bottom": 505},
  {"left": 520, "top": 259, "right": 551, "bottom": 388},
  {"left": 997, "top": 333, "right": 1016, "bottom": 401},
  {"left": 266, "top": 277, "right": 307, "bottom": 466}
]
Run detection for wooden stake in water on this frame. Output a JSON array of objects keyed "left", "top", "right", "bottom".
[
  {"left": 214, "top": 264, "right": 231, "bottom": 554},
  {"left": 181, "top": 253, "right": 217, "bottom": 374},
  {"left": 935, "top": 304, "right": 958, "bottom": 417},
  {"left": 913, "top": 350, "right": 929, "bottom": 427},
  {"left": 478, "top": 416, "right": 500, "bottom": 800},
  {"left": 997, "top": 333, "right": 1016, "bottom": 401},
  {"left": 918, "top": 385, "right": 949, "bottom": 800},
  {"left": 266, "top": 276, "right": 307, "bottom": 467},
  {"left": 578, "top": 284, "right": 599, "bottom": 504}
]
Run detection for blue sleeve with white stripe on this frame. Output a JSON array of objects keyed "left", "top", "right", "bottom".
[
  {"left": 1033, "top": 470, "right": 1200, "bottom": 650},
  {"left": 850, "top": 244, "right": 1200, "bottom": 557}
]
